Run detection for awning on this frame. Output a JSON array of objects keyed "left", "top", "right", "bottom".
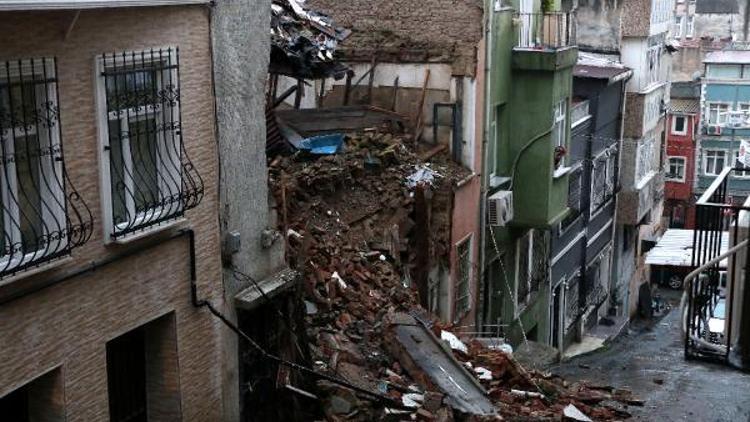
[{"left": 645, "top": 229, "right": 729, "bottom": 268}]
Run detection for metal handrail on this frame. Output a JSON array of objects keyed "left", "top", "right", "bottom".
[{"left": 681, "top": 239, "right": 748, "bottom": 353}]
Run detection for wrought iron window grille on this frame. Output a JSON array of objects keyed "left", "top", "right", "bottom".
[
  {"left": 0, "top": 57, "right": 93, "bottom": 279},
  {"left": 98, "top": 48, "right": 203, "bottom": 240}
]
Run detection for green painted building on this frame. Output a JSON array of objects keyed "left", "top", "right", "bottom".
[{"left": 480, "top": 0, "right": 577, "bottom": 349}]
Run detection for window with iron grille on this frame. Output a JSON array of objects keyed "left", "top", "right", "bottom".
[
  {"left": 0, "top": 58, "right": 92, "bottom": 279},
  {"left": 516, "top": 230, "right": 548, "bottom": 312},
  {"left": 591, "top": 149, "right": 616, "bottom": 214},
  {"left": 97, "top": 48, "right": 203, "bottom": 240},
  {"left": 560, "top": 168, "right": 581, "bottom": 231},
  {"left": 564, "top": 275, "right": 579, "bottom": 332},
  {"left": 455, "top": 236, "right": 472, "bottom": 319}
]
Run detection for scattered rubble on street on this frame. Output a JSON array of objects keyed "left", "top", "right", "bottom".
[{"left": 268, "top": 123, "right": 644, "bottom": 420}]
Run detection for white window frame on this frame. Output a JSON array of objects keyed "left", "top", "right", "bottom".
[
  {"left": 686, "top": 15, "right": 695, "bottom": 38},
  {"left": 733, "top": 150, "right": 750, "bottom": 178},
  {"left": 671, "top": 115, "right": 688, "bottom": 135},
  {"left": 673, "top": 16, "right": 684, "bottom": 37},
  {"left": 552, "top": 98, "right": 567, "bottom": 169},
  {"left": 703, "top": 149, "right": 727, "bottom": 176},
  {"left": 95, "top": 47, "right": 182, "bottom": 242},
  {"left": 0, "top": 59, "right": 66, "bottom": 267},
  {"left": 706, "top": 102, "right": 730, "bottom": 126},
  {"left": 666, "top": 156, "right": 687, "bottom": 182},
  {"left": 646, "top": 45, "right": 662, "bottom": 87},
  {"left": 635, "top": 138, "right": 656, "bottom": 187}
]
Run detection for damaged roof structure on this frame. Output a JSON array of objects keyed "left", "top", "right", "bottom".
[{"left": 271, "top": 0, "right": 351, "bottom": 79}]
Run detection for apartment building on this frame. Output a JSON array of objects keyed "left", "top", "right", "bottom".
[
  {"left": 0, "top": 1, "right": 227, "bottom": 420},
  {"left": 549, "top": 55, "right": 631, "bottom": 354},
  {"left": 672, "top": 0, "right": 744, "bottom": 81},
  {"left": 481, "top": 0, "right": 578, "bottom": 349},
  {"left": 576, "top": 0, "right": 674, "bottom": 317},
  {"left": 696, "top": 50, "right": 750, "bottom": 202},
  {"left": 665, "top": 81, "right": 700, "bottom": 228}
]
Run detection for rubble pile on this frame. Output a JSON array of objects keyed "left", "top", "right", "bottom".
[{"left": 269, "top": 130, "right": 641, "bottom": 420}]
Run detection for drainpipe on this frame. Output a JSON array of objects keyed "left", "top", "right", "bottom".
[{"left": 478, "top": 0, "right": 494, "bottom": 333}]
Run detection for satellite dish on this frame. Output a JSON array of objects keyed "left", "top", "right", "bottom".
[{"left": 692, "top": 71, "right": 702, "bottom": 81}]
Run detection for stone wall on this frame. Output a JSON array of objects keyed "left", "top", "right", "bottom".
[{"left": 307, "top": 0, "right": 484, "bottom": 75}]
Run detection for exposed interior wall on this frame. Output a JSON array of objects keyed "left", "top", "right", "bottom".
[{"left": 307, "top": 0, "right": 484, "bottom": 75}]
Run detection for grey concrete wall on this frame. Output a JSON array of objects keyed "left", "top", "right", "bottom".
[
  {"left": 211, "top": 1, "right": 286, "bottom": 420},
  {"left": 576, "top": 0, "right": 622, "bottom": 52}
]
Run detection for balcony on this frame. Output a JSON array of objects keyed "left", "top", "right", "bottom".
[
  {"left": 684, "top": 167, "right": 750, "bottom": 369},
  {"left": 512, "top": 12, "right": 578, "bottom": 71}
]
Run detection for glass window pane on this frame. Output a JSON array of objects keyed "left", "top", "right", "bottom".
[
  {"left": 130, "top": 119, "right": 159, "bottom": 214},
  {"left": 14, "top": 134, "right": 43, "bottom": 252},
  {"left": 109, "top": 119, "right": 127, "bottom": 225}
]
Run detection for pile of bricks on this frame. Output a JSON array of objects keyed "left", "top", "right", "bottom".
[{"left": 268, "top": 131, "right": 640, "bottom": 421}]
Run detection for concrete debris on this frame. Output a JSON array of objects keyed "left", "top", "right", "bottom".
[
  {"left": 269, "top": 126, "right": 641, "bottom": 420},
  {"left": 563, "top": 404, "right": 593, "bottom": 422},
  {"left": 440, "top": 330, "right": 468, "bottom": 354}
]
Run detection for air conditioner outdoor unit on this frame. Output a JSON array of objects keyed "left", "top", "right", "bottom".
[
  {"left": 487, "top": 190, "right": 513, "bottom": 227},
  {"left": 707, "top": 124, "right": 722, "bottom": 135}
]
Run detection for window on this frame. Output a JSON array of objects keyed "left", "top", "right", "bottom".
[
  {"left": 673, "top": 16, "right": 684, "bottom": 37},
  {"left": 515, "top": 230, "right": 548, "bottom": 312},
  {"left": 704, "top": 150, "right": 727, "bottom": 176},
  {"left": 733, "top": 151, "right": 750, "bottom": 178},
  {"left": 672, "top": 115, "right": 687, "bottom": 135},
  {"left": 646, "top": 45, "right": 662, "bottom": 86},
  {"left": 591, "top": 149, "right": 617, "bottom": 213},
  {"left": 454, "top": 236, "right": 472, "bottom": 318},
  {"left": 0, "top": 58, "right": 92, "bottom": 279},
  {"left": 667, "top": 156, "right": 686, "bottom": 182},
  {"left": 636, "top": 138, "right": 655, "bottom": 185},
  {"left": 0, "top": 369, "right": 64, "bottom": 421},
  {"left": 552, "top": 99, "right": 567, "bottom": 169},
  {"left": 686, "top": 15, "right": 694, "bottom": 37},
  {"left": 106, "top": 314, "right": 181, "bottom": 422},
  {"left": 97, "top": 48, "right": 203, "bottom": 240},
  {"left": 560, "top": 168, "right": 582, "bottom": 231},
  {"left": 706, "top": 102, "right": 730, "bottom": 125},
  {"left": 707, "top": 65, "right": 742, "bottom": 79}
]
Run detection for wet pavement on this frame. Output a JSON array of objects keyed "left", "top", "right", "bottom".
[{"left": 550, "top": 290, "right": 750, "bottom": 421}]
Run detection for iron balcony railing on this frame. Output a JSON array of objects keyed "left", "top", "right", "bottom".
[
  {"left": 685, "top": 166, "right": 744, "bottom": 363},
  {"left": 100, "top": 48, "right": 204, "bottom": 239},
  {"left": 0, "top": 58, "right": 93, "bottom": 279},
  {"left": 515, "top": 12, "right": 577, "bottom": 49}
]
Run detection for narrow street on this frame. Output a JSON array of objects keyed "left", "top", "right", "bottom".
[{"left": 551, "top": 290, "right": 750, "bottom": 421}]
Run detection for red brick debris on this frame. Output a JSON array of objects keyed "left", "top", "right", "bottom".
[{"left": 268, "top": 130, "right": 642, "bottom": 421}]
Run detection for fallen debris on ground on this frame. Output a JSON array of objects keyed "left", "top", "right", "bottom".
[{"left": 269, "top": 126, "right": 642, "bottom": 420}]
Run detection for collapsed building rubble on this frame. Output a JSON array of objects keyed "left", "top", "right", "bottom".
[{"left": 267, "top": 124, "right": 644, "bottom": 420}]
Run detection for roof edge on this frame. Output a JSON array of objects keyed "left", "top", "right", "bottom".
[{"left": 0, "top": 0, "right": 209, "bottom": 11}]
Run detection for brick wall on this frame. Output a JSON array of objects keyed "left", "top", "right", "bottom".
[
  {"left": 0, "top": 6, "right": 223, "bottom": 421},
  {"left": 307, "top": 0, "right": 484, "bottom": 75}
]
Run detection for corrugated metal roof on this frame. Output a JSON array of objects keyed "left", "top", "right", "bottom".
[
  {"left": 670, "top": 98, "right": 701, "bottom": 114},
  {"left": 645, "top": 229, "right": 729, "bottom": 267},
  {"left": 704, "top": 49, "right": 750, "bottom": 64},
  {"left": 0, "top": 0, "right": 208, "bottom": 11},
  {"left": 696, "top": 0, "right": 739, "bottom": 14}
]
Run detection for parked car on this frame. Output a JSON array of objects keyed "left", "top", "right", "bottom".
[{"left": 706, "top": 298, "right": 726, "bottom": 345}]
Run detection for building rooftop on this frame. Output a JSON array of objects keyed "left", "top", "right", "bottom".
[
  {"left": 695, "top": 0, "right": 739, "bottom": 14},
  {"left": 670, "top": 98, "right": 701, "bottom": 114},
  {"left": 646, "top": 229, "right": 729, "bottom": 268},
  {"left": 704, "top": 49, "right": 750, "bottom": 64}
]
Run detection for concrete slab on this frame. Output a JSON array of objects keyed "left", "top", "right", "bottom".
[
  {"left": 563, "top": 336, "right": 606, "bottom": 360},
  {"left": 234, "top": 267, "right": 299, "bottom": 311}
]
